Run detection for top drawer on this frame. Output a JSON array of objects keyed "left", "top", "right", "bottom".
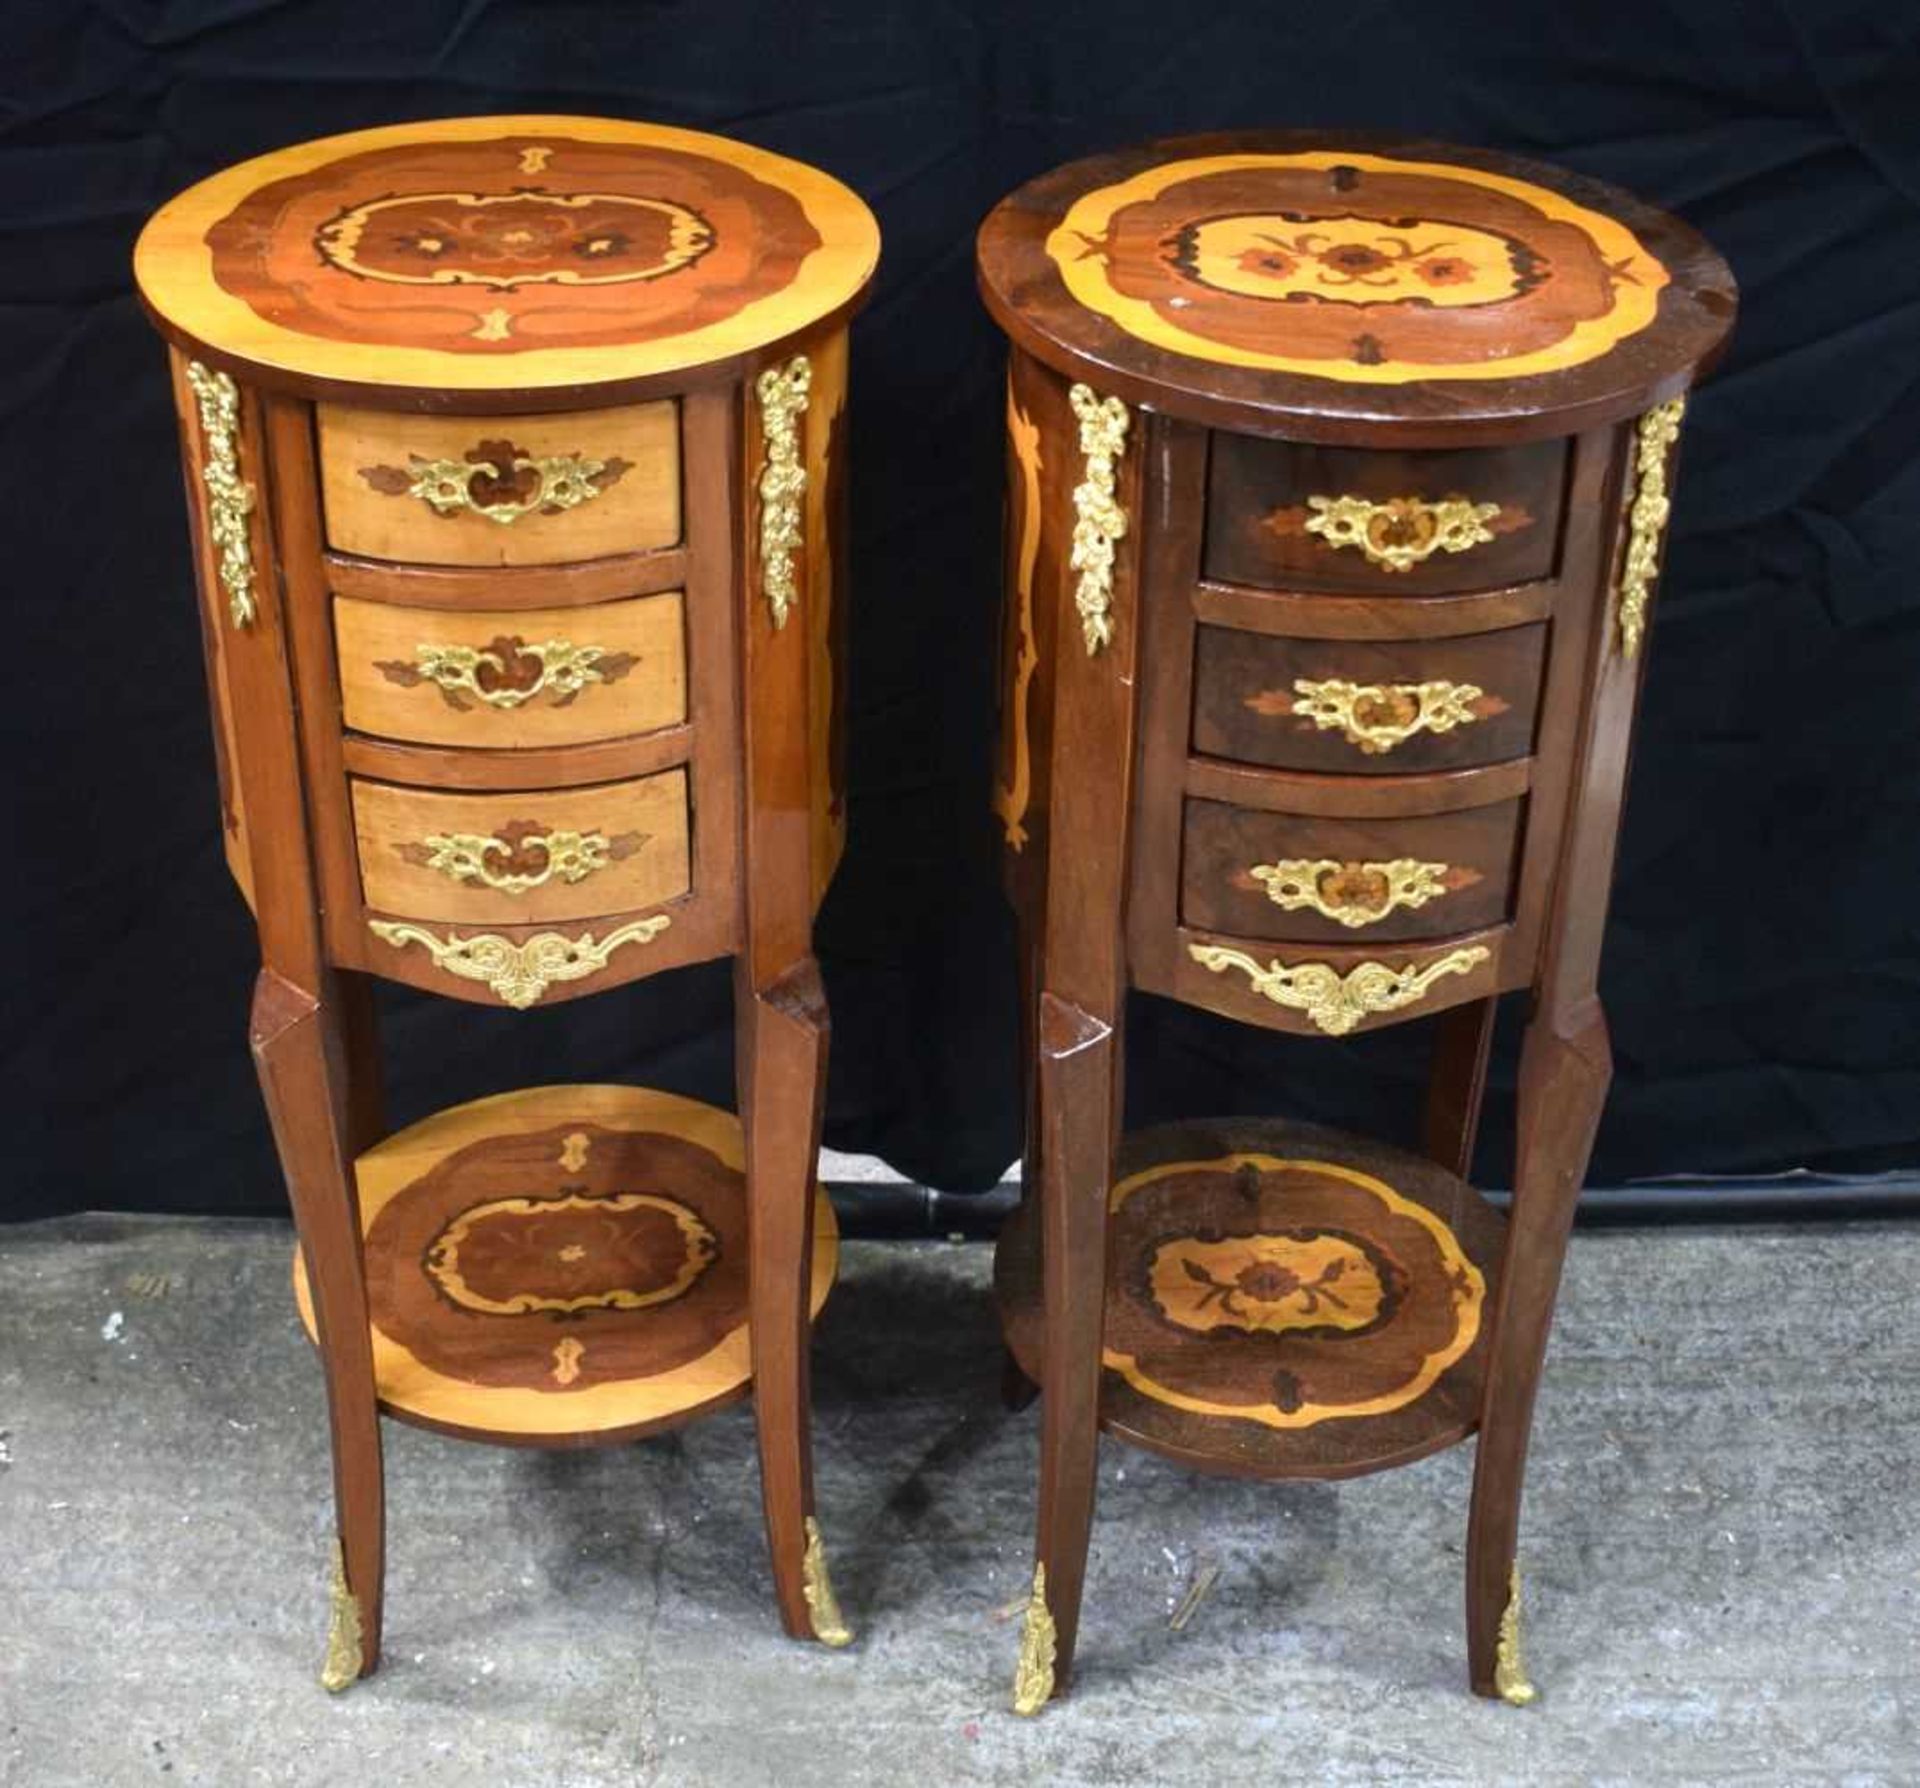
[
  {"left": 318, "top": 402, "right": 681, "bottom": 567},
  {"left": 1204, "top": 434, "right": 1567, "bottom": 596}
]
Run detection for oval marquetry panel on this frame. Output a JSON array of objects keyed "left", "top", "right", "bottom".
[
  {"left": 995, "top": 1118, "right": 1505, "bottom": 1478},
  {"left": 293, "top": 1085, "right": 838, "bottom": 1444},
  {"left": 351, "top": 769, "right": 689, "bottom": 925},
  {"left": 319, "top": 402, "right": 681, "bottom": 566},
  {"left": 335, "top": 589, "right": 686, "bottom": 749}
]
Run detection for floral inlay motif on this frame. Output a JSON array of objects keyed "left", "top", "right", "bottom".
[
  {"left": 1149, "top": 1231, "right": 1391, "bottom": 1337},
  {"left": 424, "top": 1189, "right": 718, "bottom": 1318},
  {"left": 1172, "top": 213, "right": 1539, "bottom": 309},
  {"left": 316, "top": 191, "right": 716, "bottom": 289}
]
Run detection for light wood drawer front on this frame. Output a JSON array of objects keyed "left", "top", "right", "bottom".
[
  {"left": 319, "top": 402, "right": 680, "bottom": 566},
  {"left": 1181, "top": 796, "right": 1522, "bottom": 945},
  {"left": 336, "top": 591, "right": 685, "bottom": 749},
  {"left": 1191, "top": 623, "right": 1545, "bottom": 775},
  {"left": 353, "top": 771, "right": 689, "bottom": 925},
  {"left": 1205, "top": 434, "right": 1565, "bottom": 595}
]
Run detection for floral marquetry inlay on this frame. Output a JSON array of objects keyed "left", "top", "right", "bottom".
[
  {"left": 1149, "top": 1231, "right": 1390, "bottom": 1337},
  {"left": 1102, "top": 1151, "right": 1486, "bottom": 1430},
  {"left": 424, "top": 1189, "right": 718, "bottom": 1317}
]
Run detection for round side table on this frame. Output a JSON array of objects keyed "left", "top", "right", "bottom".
[
  {"left": 976, "top": 132, "right": 1734, "bottom": 1711},
  {"left": 135, "top": 115, "right": 878, "bottom": 1686}
]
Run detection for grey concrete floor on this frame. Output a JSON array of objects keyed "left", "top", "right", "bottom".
[{"left": 0, "top": 1214, "right": 1915, "bottom": 1787}]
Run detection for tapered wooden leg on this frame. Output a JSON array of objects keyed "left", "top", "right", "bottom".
[
  {"left": 1013, "top": 991, "right": 1119, "bottom": 1714},
  {"left": 737, "top": 956, "right": 848, "bottom": 1646},
  {"left": 1002, "top": 899, "right": 1045, "bottom": 1415},
  {"left": 1466, "top": 1003, "right": 1611, "bottom": 1701},
  {"left": 250, "top": 968, "right": 385, "bottom": 1689},
  {"left": 1424, "top": 994, "right": 1497, "bottom": 1180}
]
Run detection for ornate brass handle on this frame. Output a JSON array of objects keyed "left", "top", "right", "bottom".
[
  {"left": 364, "top": 449, "right": 625, "bottom": 525},
  {"left": 368, "top": 915, "right": 671, "bottom": 1008},
  {"left": 756, "top": 354, "right": 811, "bottom": 630},
  {"left": 1289, "top": 677, "right": 1484, "bottom": 754},
  {"left": 375, "top": 635, "right": 635, "bottom": 713},
  {"left": 1188, "top": 942, "right": 1490, "bottom": 1036},
  {"left": 1250, "top": 858, "right": 1451, "bottom": 929},
  {"left": 185, "top": 361, "right": 257, "bottom": 627},
  {"left": 1068, "top": 383, "right": 1131, "bottom": 654},
  {"left": 1304, "top": 493, "right": 1500, "bottom": 572},
  {"left": 401, "top": 826, "right": 643, "bottom": 895}
]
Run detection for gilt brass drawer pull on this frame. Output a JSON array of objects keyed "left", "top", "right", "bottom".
[
  {"left": 1250, "top": 858, "right": 1451, "bottom": 928},
  {"left": 368, "top": 915, "right": 671, "bottom": 1008},
  {"left": 185, "top": 361, "right": 257, "bottom": 628},
  {"left": 399, "top": 826, "right": 644, "bottom": 895},
  {"left": 376, "top": 635, "right": 636, "bottom": 713},
  {"left": 1617, "top": 396, "right": 1686, "bottom": 659},
  {"left": 1068, "top": 383, "right": 1131, "bottom": 654},
  {"left": 1289, "top": 677, "right": 1484, "bottom": 754},
  {"left": 1304, "top": 493, "right": 1501, "bottom": 573},
  {"left": 361, "top": 446, "right": 628, "bottom": 525},
  {"left": 756, "top": 353, "right": 812, "bottom": 630},
  {"left": 1189, "top": 942, "right": 1490, "bottom": 1036}
]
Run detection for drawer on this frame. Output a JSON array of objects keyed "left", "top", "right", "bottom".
[
  {"left": 1180, "top": 795, "right": 1522, "bottom": 945},
  {"left": 1205, "top": 435, "right": 1566, "bottom": 596},
  {"left": 353, "top": 770, "right": 689, "bottom": 926},
  {"left": 1191, "top": 623, "right": 1544, "bottom": 774},
  {"left": 336, "top": 590, "right": 685, "bottom": 749},
  {"left": 319, "top": 402, "right": 680, "bottom": 566}
]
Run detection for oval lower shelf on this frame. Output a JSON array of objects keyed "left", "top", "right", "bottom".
[
  {"left": 293, "top": 1083, "right": 837, "bottom": 1447},
  {"left": 995, "top": 1117, "right": 1503, "bottom": 1480}
]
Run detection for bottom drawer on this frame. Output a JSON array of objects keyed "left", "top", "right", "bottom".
[
  {"left": 1181, "top": 795, "right": 1522, "bottom": 945},
  {"left": 352, "top": 770, "right": 689, "bottom": 926}
]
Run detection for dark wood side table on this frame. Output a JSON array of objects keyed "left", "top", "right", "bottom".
[
  {"left": 977, "top": 133, "right": 1735, "bottom": 1711},
  {"left": 134, "top": 116, "right": 877, "bottom": 1686}
]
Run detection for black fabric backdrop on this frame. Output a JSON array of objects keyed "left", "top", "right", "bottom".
[{"left": 3, "top": 0, "right": 1917, "bottom": 1222}]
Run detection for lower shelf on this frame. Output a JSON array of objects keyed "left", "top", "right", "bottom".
[
  {"left": 293, "top": 1083, "right": 837, "bottom": 1448},
  {"left": 995, "top": 1117, "right": 1504, "bottom": 1481}
]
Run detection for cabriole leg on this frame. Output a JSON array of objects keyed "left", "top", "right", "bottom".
[
  {"left": 1012, "top": 991, "right": 1119, "bottom": 1714},
  {"left": 250, "top": 968, "right": 386, "bottom": 1689},
  {"left": 1465, "top": 1003, "right": 1611, "bottom": 1702},
  {"left": 738, "top": 956, "right": 849, "bottom": 1647}
]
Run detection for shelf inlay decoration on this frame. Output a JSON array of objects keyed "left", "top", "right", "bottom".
[{"left": 1188, "top": 943, "right": 1490, "bottom": 1035}]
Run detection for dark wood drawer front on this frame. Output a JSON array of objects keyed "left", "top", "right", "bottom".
[
  {"left": 1181, "top": 796, "right": 1523, "bottom": 945},
  {"left": 1191, "top": 623, "right": 1545, "bottom": 774},
  {"left": 1205, "top": 435, "right": 1566, "bottom": 595}
]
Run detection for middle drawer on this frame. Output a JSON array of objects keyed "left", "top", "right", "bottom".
[
  {"left": 353, "top": 770, "right": 690, "bottom": 925},
  {"left": 336, "top": 590, "right": 686, "bottom": 750},
  {"left": 1191, "top": 622, "right": 1545, "bottom": 775}
]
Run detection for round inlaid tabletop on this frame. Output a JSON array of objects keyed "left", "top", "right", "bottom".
[
  {"left": 135, "top": 116, "right": 879, "bottom": 406},
  {"left": 977, "top": 132, "right": 1736, "bottom": 442}
]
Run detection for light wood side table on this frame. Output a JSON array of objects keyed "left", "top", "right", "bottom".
[{"left": 135, "top": 115, "right": 878, "bottom": 1686}]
